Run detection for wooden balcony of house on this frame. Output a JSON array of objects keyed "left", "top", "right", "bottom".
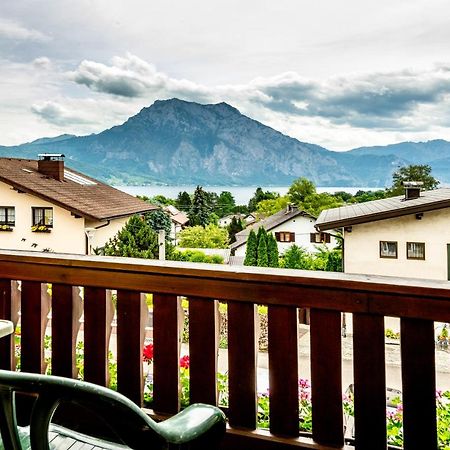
[{"left": 0, "top": 249, "right": 449, "bottom": 450}]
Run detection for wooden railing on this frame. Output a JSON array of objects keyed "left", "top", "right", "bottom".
[{"left": 0, "top": 250, "right": 450, "bottom": 450}]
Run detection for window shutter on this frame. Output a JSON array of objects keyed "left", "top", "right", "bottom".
[
  {"left": 275, "top": 232, "right": 281, "bottom": 242},
  {"left": 310, "top": 233, "right": 316, "bottom": 243},
  {"left": 323, "top": 233, "right": 331, "bottom": 243},
  {"left": 290, "top": 232, "right": 295, "bottom": 242}
]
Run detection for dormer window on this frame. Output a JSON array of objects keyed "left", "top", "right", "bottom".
[
  {"left": 0, "top": 207, "right": 15, "bottom": 226},
  {"left": 32, "top": 207, "right": 53, "bottom": 227}
]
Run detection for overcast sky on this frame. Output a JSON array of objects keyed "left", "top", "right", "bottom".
[{"left": 2, "top": 0, "right": 450, "bottom": 150}]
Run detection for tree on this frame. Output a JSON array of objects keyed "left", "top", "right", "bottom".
[
  {"left": 288, "top": 177, "right": 316, "bottom": 205},
  {"left": 217, "top": 191, "right": 236, "bottom": 217},
  {"left": 257, "top": 232, "right": 268, "bottom": 267},
  {"left": 189, "top": 186, "right": 210, "bottom": 226},
  {"left": 267, "top": 233, "right": 279, "bottom": 268},
  {"left": 301, "top": 192, "right": 344, "bottom": 216},
  {"left": 248, "top": 187, "right": 279, "bottom": 212},
  {"left": 388, "top": 164, "right": 439, "bottom": 196},
  {"left": 244, "top": 229, "right": 258, "bottom": 266},
  {"left": 176, "top": 191, "right": 192, "bottom": 212},
  {"left": 178, "top": 224, "right": 229, "bottom": 249},
  {"left": 256, "top": 196, "right": 289, "bottom": 216},
  {"left": 145, "top": 209, "right": 172, "bottom": 239},
  {"left": 227, "top": 216, "right": 244, "bottom": 244},
  {"left": 101, "top": 215, "right": 158, "bottom": 258},
  {"left": 281, "top": 245, "right": 312, "bottom": 270}
]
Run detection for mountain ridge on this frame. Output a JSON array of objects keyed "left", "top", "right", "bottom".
[{"left": 0, "top": 98, "right": 448, "bottom": 186}]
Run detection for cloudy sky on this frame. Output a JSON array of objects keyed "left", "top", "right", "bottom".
[{"left": 2, "top": 0, "right": 450, "bottom": 150}]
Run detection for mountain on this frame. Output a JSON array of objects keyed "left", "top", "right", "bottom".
[
  {"left": 0, "top": 98, "right": 444, "bottom": 186},
  {"left": 347, "top": 140, "right": 450, "bottom": 184}
]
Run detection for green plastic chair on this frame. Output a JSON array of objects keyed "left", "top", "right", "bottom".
[{"left": 0, "top": 370, "right": 226, "bottom": 450}]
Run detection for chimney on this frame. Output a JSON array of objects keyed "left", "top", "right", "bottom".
[
  {"left": 37, "top": 154, "right": 65, "bottom": 181},
  {"left": 403, "top": 181, "right": 423, "bottom": 200}
]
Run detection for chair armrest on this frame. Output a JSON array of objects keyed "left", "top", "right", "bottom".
[{"left": 156, "top": 403, "right": 226, "bottom": 445}]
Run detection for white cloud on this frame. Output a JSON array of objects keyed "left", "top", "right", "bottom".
[
  {"left": 32, "top": 57, "right": 52, "bottom": 70},
  {"left": 0, "top": 18, "right": 50, "bottom": 41}
]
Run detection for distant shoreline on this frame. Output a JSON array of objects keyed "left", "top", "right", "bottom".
[{"left": 117, "top": 185, "right": 376, "bottom": 205}]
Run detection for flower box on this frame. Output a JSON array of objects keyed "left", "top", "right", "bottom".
[
  {"left": 0, "top": 225, "right": 13, "bottom": 232},
  {"left": 31, "top": 225, "right": 51, "bottom": 233}
]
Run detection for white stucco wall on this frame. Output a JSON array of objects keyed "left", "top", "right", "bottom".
[
  {"left": 344, "top": 208, "right": 450, "bottom": 280},
  {"left": 0, "top": 181, "right": 85, "bottom": 254},
  {"left": 85, "top": 217, "right": 129, "bottom": 252},
  {"left": 234, "top": 215, "right": 337, "bottom": 256}
]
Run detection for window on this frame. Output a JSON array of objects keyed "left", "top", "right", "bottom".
[
  {"left": 275, "top": 231, "right": 295, "bottom": 242},
  {"left": 0, "top": 207, "right": 15, "bottom": 226},
  {"left": 380, "top": 241, "right": 397, "bottom": 258},
  {"left": 32, "top": 207, "right": 53, "bottom": 227},
  {"left": 310, "top": 232, "right": 331, "bottom": 244},
  {"left": 407, "top": 242, "right": 425, "bottom": 260}
]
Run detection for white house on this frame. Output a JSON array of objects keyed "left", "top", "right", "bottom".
[
  {"left": 218, "top": 213, "right": 256, "bottom": 228},
  {"left": 164, "top": 205, "right": 189, "bottom": 244},
  {"left": 315, "top": 185, "right": 450, "bottom": 281},
  {"left": 231, "top": 205, "right": 336, "bottom": 259},
  {"left": 0, "top": 154, "right": 157, "bottom": 255}
]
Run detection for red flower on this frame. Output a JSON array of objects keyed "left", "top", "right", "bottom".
[
  {"left": 143, "top": 343, "right": 154, "bottom": 362},
  {"left": 180, "top": 355, "right": 190, "bottom": 369}
]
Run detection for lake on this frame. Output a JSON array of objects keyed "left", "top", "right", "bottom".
[{"left": 116, "top": 185, "right": 374, "bottom": 205}]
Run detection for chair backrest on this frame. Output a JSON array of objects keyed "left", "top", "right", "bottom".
[{"left": 0, "top": 370, "right": 168, "bottom": 450}]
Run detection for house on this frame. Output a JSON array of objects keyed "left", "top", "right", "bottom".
[
  {"left": 315, "top": 185, "right": 450, "bottom": 281},
  {"left": 231, "top": 205, "right": 335, "bottom": 258},
  {"left": 163, "top": 205, "right": 189, "bottom": 244},
  {"left": 218, "top": 213, "right": 257, "bottom": 228},
  {"left": 0, "top": 154, "right": 157, "bottom": 255}
]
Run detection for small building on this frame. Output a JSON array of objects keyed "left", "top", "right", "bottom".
[
  {"left": 0, "top": 154, "right": 157, "bottom": 255},
  {"left": 164, "top": 205, "right": 189, "bottom": 244},
  {"left": 218, "top": 214, "right": 245, "bottom": 228},
  {"left": 315, "top": 186, "right": 450, "bottom": 281},
  {"left": 231, "top": 205, "right": 335, "bottom": 258}
]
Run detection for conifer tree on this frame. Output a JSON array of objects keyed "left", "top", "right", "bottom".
[
  {"left": 267, "top": 233, "right": 279, "bottom": 267},
  {"left": 189, "top": 186, "right": 210, "bottom": 227},
  {"left": 227, "top": 216, "right": 244, "bottom": 244},
  {"left": 257, "top": 232, "right": 269, "bottom": 267},
  {"left": 244, "top": 229, "right": 258, "bottom": 266},
  {"left": 102, "top": 215, "right": 158, "bottom": 258},
  {"left": 176, "top": 191, "right": 192, "bottom": 212}
]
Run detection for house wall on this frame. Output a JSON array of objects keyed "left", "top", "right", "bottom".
[
  {"left": 85, "top": 217, "right": 129, "bottom": 253},
  {"left": 0, "top": 181, "right": 85, "bottom": 254},
  {"left": 234, "top": 215, "right": 336, "bottom": 256},
  {"left": 344, "top": 208, "right": 450, "bottom": 280}
]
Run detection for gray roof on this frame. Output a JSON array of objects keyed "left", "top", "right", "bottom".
[
  {"left": 231, "top": 206, "right": 315, "bottom": 250},
  {"left": 316, "top": 188, "right": 450, "bottom": 231}
]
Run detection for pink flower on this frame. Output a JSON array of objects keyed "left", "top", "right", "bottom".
[
  {"left": 143, "top": 343, "right": 154, "bottom": 362},
  {"left": 180, "top": 355, "right": 190, "bottom": 369}
]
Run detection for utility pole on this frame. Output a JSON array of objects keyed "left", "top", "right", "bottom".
[{"left": 158, "top": 230, "right": 166, "bottom": 261}]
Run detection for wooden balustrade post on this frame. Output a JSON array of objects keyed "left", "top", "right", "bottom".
[
  {"left": 189, "top": 297, "right": 219, "bottom": 405},
  {"left": 353, "top": 313, "right": 387, "bottom": 450},
  {"left": 228, "top": 301, "right": 257, "bottom": 429},
  {"left": 84, "top": 287, "right": 114, "bottom": 387},
  {"left": 153, "top": 294, "right": 182, "bottom": 413},
  {"left": 117, "top": 290, "right": 147, "bottom": 406},
  {"left": 310, "top": 309, "right": 344, "bottom": 447},
  {"left": 401, "top": 318, "right": 437, "bottom": 450},
  {"left": 268, "top": 305, "right": 299, "bottom": 437},
  {"left": 21, "top": 282, "right": 51, "bottom": 374},
  {"left": 52, "top": 285, "right": 82, "bottom": 378},
  {"left": 0, "top": 280, "right": 20, "bottom": 370}
]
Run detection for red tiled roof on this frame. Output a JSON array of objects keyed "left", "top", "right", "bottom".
[{"left": 0, "top": 158, "right": 157, "bottom": 220}]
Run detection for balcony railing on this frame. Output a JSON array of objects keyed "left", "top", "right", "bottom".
[{"left": 0, "top": 249, "right": 449, "bottom": 450}]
